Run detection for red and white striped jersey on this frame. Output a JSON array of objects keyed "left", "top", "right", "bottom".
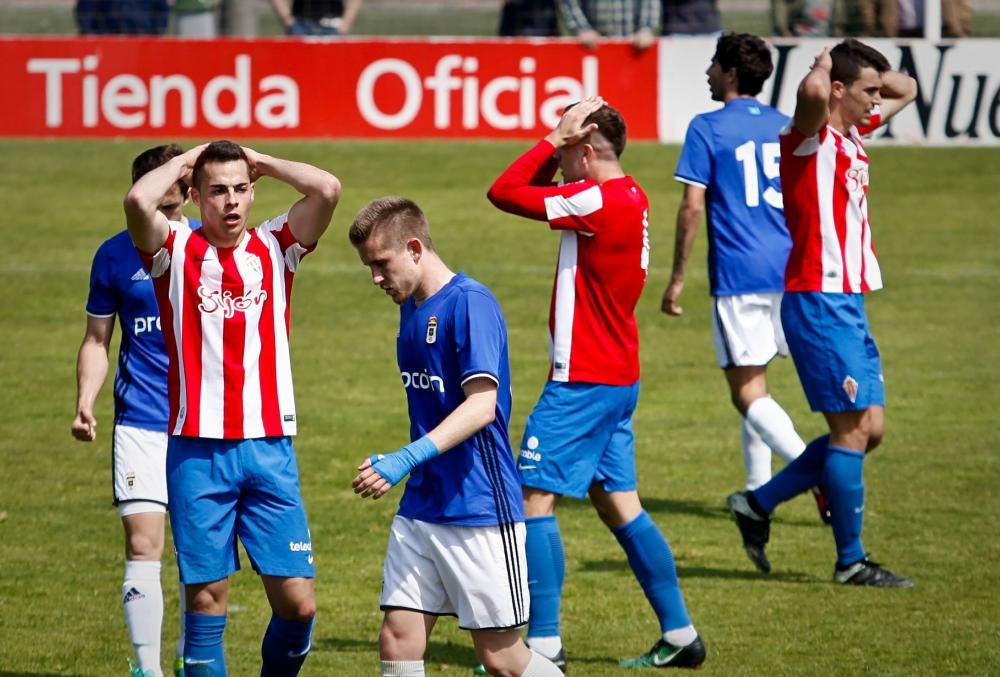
[
  {"left": 779, "top": 112, "right": 883, "bottom": 293},
  {"left": 488, "top": 140, "right": 648, "bottom": 385},
  {"left": 139, "top": 214, "right": 314, "bottom": 439}
]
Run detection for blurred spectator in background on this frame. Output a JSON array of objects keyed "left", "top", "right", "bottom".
[
  {"left": 771, "top": 0, "right": 832, "bottom": 36},
  {"left": 895, "top": 0, "right": 971, "bottom": 37},
  {"left": 661, "top": 0, "right": 721, "bottom": 35},
  {"left": 270, "top": 0, "right": 363, "bottom": 36},
  {"left": 852, "top": 0, "right": 897, "bottom": 36},
  {"left": 499, "top": 0, "right": 559, "bottom": 36},
  {"left": 75, "top": 0, "right": 169, "bottom": 35},
  {"left": 175, "top": 0, "right": 219, "bottom": 37},
  {"left": 557, "top": 0, "right": 661, "bottom": 49}
]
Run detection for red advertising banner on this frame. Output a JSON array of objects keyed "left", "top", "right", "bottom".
[{"left": 0, "top": 37, "right": 659, "bottom": 139}]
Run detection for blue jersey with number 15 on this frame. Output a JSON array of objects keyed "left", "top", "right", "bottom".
[
  {"left": 675, "top": 98, "right": 791, "bottom": 296},
  {"left": 394, "top": 273, "right": 523, "bottom": 527}
]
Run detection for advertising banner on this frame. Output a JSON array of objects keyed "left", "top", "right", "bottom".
[
  {"left": 2, "top": 36, "right": 998, "bottom": 145},
  {"left": 0, "top": 37, "right": 658, "bottom": 139},
  {"left": 658, "top": 37, "right": 1000, "bottom": 145}
]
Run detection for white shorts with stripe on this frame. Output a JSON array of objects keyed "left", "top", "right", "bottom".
[
  {"left": 379, "top": 515, "right": 529, "bottom": 631},
  {"left": 112, "top": 424, "right": 168, "bottom": 513},
  {"left": 712, "top": 292, "right": 789, "bottom": 368}
]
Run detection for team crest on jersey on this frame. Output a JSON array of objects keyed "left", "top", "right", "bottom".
[
  {"left": 426, "top": 316, "right": 438, "bottom": 344},
  {"left": 842, "top": 375, "right": 859, "bottom": 403},
  {"left": 240, "top": 251, "right": 263, "bottom": 278}
]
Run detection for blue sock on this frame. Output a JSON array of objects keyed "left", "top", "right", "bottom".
[
  {"left": 753, "top": 434, "right": 831, "bottom": 514},
  {"left": 261, "top": 613, "right": 314, "bottom": 677},
  {"left": 184, "top": 612, "right": 227, "bottom": 677},
  {"left": 525, "top": 515, "right": 564, "bottom": 639},
  {"left": 612, "top": 511, "right": 691, "bottom": 633},
  {"left": 822, "top": 446, "right": 867, "bottom": 567}
]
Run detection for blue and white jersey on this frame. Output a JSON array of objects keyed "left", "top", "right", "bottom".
[
  {"left": 395, "top": 273, "right": 524, "bottom": 527},
  {"left": 86, "top": 221, "right": 200, "bottom": 431},
  {"left": 675, "top": 98, "right": 791, "bottom": 296}
]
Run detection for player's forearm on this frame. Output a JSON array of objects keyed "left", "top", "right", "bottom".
[
  {"left": 75, "top": 339, "right": 109, "bottom": 413},
  {"left": 880, "top": 70, "right": 918, "bottom": 103},
  {"left": 124, "top": 154, "right": 187, "bottom": 252},
  {"left": 258, "top": 154, "right": 342, "bottom": 246},
  {"left": 487, "top": 140, "right": 558, "bottom": 220},
  {"left": 424, "top": 388, "right": 497, "bottom": 455},
  {"left": 670, "top": 205, "right": 701, "bottom": 281}
]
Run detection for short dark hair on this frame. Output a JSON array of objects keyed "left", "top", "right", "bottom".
[
  {"left": 568, "top": 103, "right": 626, "bottom": 158},
  {"left": 191, "top": 140, "right": 250, "bottom": 189},
  {"left": 131, "top": 144, "right": 187, "bottom": 196},
  {"left": 830, "top": 38, "right": 891, "bottom": 87},
  {"left": 349, "top": 196, "right": 434, "bottom": 251},
  {"left": 713, "top": 32, "right": 774, "bottom": 96}
]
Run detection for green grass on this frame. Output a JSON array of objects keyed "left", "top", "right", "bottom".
[{"left": 0, "top": 138, "right": 998, "bottom": 675}]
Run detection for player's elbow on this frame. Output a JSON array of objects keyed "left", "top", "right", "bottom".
[
  {"left": 123, "top": 187, "right": 153, "bottom": 220},
  {"left": 901, "top": 75, "right": 919, "bottom": 104},
  {"left": 317, "top": 173, "right": 341, "bottom": 206},
  {"left": 486, "top": 185, "right": 506, "bottom": 210}
]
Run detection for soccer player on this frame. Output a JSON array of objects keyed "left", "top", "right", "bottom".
[
  {"left": 726, "top": 39, "right": 918, "bottom": 587},
  {"left": 349, "top": 197, "right": 563, "bottom": 677},
  {"left": 661, "top": 33, "right": 821, "bottom": 504},
  {"left": 486, "top": 97, "right": 705, "bottom": 669},
  {"left": 73, "top": 144, "right": 198, "bottom": 677},
  {"left": 124, "top": 140, "right": 341, "bottom": 674}
]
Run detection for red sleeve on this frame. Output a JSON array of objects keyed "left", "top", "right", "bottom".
[
  {"left": 486, "top": 139, "right": 562, "bottom": 222},
  {"left": 136, "top": 226, "right": 177, "bottom": 277},
  {"left": 856, "top": 110, "right": 882, "bottom": 137}
]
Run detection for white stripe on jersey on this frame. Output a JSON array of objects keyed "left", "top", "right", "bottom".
[
  {"left": 550, "top": 230, "right": 578, "bottom": 382},
  {"left": 862, "top": 214, "right": 882, "bottom": 290},
  {"left": 199, "top": 255, "right": 225, "bottom": 439},
  {"left": 816, "top": 136, "right": 843, "bottom": 293},
  {"left": 841, "top": 138, "right": 863, "bottom": 292},
  {"left": 259, "top": 220, "right": 298, "bottom": 435},
  {"left": 544, "top": 184, "right": 603, "bottom": 223},
  {"left": 235, "top": 238, "right": 265, "bottom": 439},
  {"left": 164, "top": 227, "right": 191, "bottom": 435}
]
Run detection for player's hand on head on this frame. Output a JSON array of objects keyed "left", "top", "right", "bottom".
[
  {"left": 241, "top": 146, "right": 266, "bottom": 183},
  {"left": 553, "top": 96, "right": 604, "bottom": 147},
  {"left": 812, "top": 47, "right": 832, "bottom": 72},
  {"left": 71, "top": 410, "right": 97, "bottom": 442}
]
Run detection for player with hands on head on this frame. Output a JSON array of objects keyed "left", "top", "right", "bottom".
[
  {"left": 662, "top": 33, "right": 828, "bottom": 519},
  {"left": 487, "top": 95, "right": 705, "bottom": 671},
  {"left": 349, "top": 197, "right": 564, "bottom": 677},
  {"left": 726, "top": 39, "right": 918, "bottom": 587},
  {"left": 74, "top": 144, "right": 200, "bottom": 677},
  {"left": 124, "top": 139, "right": 341, "bottom": 676}
]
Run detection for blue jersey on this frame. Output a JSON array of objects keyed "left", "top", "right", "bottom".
[
  {"left": 675, "top": 98, "right": 791, "bottom": 296},
  {"left": 395, "top": 273, "right": 524, "bottom": 527},
  {"left": 86, "top": 221, "right": 200, "bottom": 431}
]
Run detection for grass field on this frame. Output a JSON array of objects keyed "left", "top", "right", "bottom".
[{"left": 0, "top": 137, "right": 998, "bottom": 676}]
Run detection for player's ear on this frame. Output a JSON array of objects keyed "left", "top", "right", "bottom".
[
  {"left": 406, "top": 237, "right": 423, "bottom": 262},
  {"left": 190, "top": 186, "right": 201, "bottom": 206}
]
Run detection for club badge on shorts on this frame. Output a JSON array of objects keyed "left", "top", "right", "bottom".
[
  {"left": 426, "top": 316, "right": 438, "bottom": 344},
  {"left": 842, "top": 375, "right": 859, "bottom": 403}
]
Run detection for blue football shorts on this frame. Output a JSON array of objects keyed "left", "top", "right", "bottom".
[
  {"left": 781, "top": 291, "right": 885, "bottom": 413},
  {"left": 518, "top": 380, "right": 640, "bottom": 499},
  {"left": 166, "top": 435, "right": 315, "bottom": 585}
]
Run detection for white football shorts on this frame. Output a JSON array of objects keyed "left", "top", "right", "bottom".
[
  {"left": 380, "top": 515, "right": 529, "bottom": 631},
  {"left": 112, "top": 424, "right": 168, "bottom": 514},
  {"left": 712, "top": 292, "right": 789, "bottom": 368}
]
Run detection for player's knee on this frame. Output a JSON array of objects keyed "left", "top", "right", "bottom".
[
  {"left": 379, "top": 623, "right": 415, "bottom": 660},
  {"left": 288, "top": 598, "right": 316, "bottom": 623},
  {"left": 125, "top": 531, "right": 163, "bottom": 560},
  {"left": 477, "top": 650, "right": 519, "bottom": 677},
  {"left": 866, "top": 427, "right": 884, "bottom": 452}
]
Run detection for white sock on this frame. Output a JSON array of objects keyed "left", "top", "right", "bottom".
[
  {"left": 381, "top": 660, "right": 425, "bottom": 676},
  {"left": 741, "top": 418, "right": 772, "bottom": 490},
  {"left": 175, "top": 574, "right": 185, "bottom": 660},
  {"left": 122, "top": 560, "right": 164, "bottom": 677},
  {"left": 663, "top": 624, "right": 698, "bottom": 647},
  {"left": 525, "top": 636, "right": 562, "bottom": 659},
  {"left": 522, "top": 649, "right": 565, "bottom": 676},
  {"left": 745, "top": 396, "right": 806, "bottom": 463}
]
